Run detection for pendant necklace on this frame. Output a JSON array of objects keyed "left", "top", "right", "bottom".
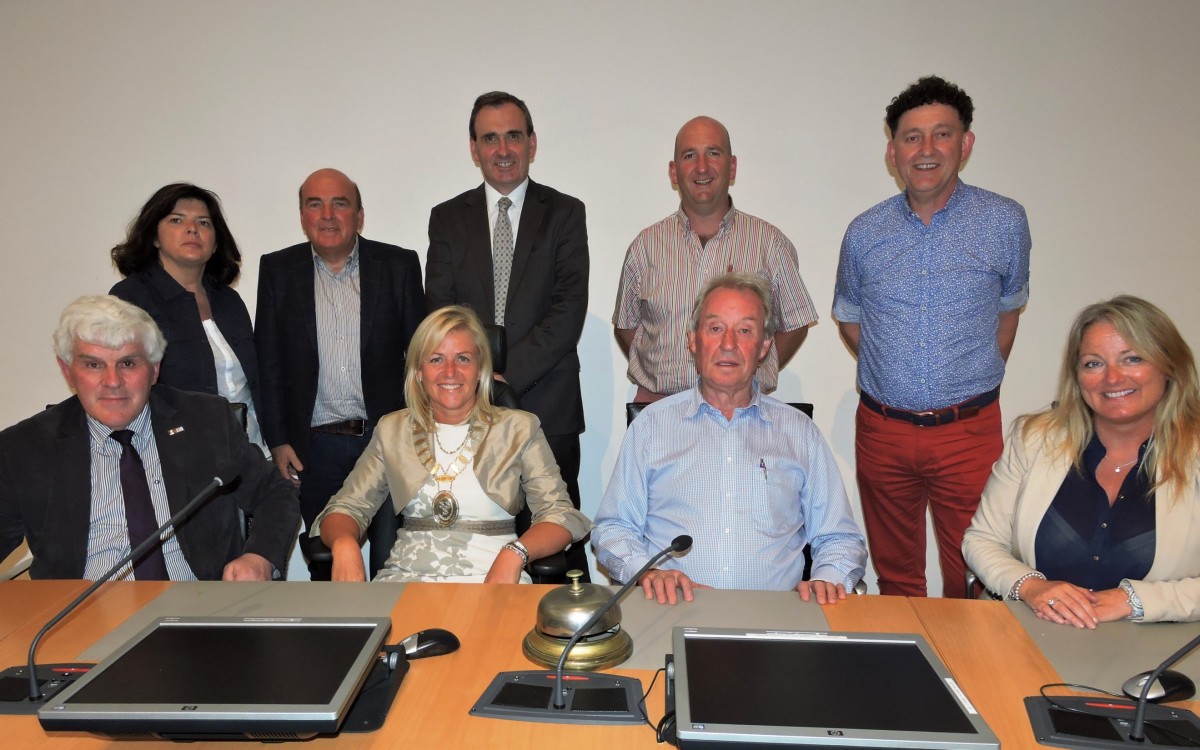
[
  {"left": 1108, "top": 456, "right": 1138, "bottom": 474},
  {"left": 430, "top": 426, "right": 471, "bottom": 526}
]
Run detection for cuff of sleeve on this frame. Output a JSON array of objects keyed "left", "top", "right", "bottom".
[
  {"left": 999, "top": 283, "right": 1029, "bottom": 311},
  {"left": 831, "top": 298, "right": 861, "bottom": 324}
]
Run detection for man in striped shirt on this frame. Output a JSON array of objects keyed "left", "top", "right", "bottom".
[
  {"left": 256, "top": 169, "right": 425, "bottom": 579},
  {"left": 614, "top": 116, "right": 817, "bottom": 402}
]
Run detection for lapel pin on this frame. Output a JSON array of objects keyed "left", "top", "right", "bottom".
[{"left": 168, "top": 426, "right": 185, "bottom": 436}]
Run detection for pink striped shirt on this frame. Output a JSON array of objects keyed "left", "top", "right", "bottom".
[{"left": 614, "top": 205, "right": 817, "bottom": 394}]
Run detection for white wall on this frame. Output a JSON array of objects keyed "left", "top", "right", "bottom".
[{"left": 3, "top": 1, "right": 1198, "bottom": 591}]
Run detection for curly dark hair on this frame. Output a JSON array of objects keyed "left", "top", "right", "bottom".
[
  {"left": 111, "top": 183, "right": 242, "bottom": 286},
  {"left": 469, "top": 91, "right": 534, "bottom": 141},
  {"left": 885, "top": 75, "right": 974, "bottom": 137}
]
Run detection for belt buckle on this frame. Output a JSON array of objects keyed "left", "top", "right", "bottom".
[
  {"left": 913, "top": 409, "right": 953, "bottom": 427},
  {"left": 912, "top": 409, "right": 936, "bottom": 428}
]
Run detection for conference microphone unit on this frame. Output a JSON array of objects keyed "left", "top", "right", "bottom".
[
  {"left": 1025, "top": 630, "right": 1200, "bottom": 748},
  {"left": 471, "top": 534, "right": 694, "bottom": 725},
  {"left": 0, "top": 475, "right": 230, "bottom": 715}
]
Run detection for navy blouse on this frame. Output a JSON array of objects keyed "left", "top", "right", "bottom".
[{"left": 1034, "top": 435, "right": 1155, "bottom": 590}]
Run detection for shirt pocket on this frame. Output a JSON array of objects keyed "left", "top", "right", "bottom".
[{"left": 747, "top": 470, "right": 803, "bottom": 538}]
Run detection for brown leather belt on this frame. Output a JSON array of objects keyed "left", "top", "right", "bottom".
[
  {"left": 861, "top": 388, "right": 999, "bottom": 428},
  {"left": 312, "top": 419, "right": 367, "bottom": 437}
]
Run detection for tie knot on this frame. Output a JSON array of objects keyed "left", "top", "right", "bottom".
[
  {"left": 111, "top": 429, "right": 135, "bottom": 447},
  {"left": 498, "top": 196, "right": 512, "bottom": 211}
]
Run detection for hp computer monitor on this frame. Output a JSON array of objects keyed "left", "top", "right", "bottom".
[
  {"left": 39, "top": 615, "right": 392, "bottom": 740},
  {"left": 671, "top": 627, "right": 999, "bottom": 749}
]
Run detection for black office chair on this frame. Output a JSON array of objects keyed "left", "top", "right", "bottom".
[
  {"left": 299, "top": 325, "right": 567, "bottom": 583},
  {"left": 624, "top": 399, "right": 868, "bottom": 593}
]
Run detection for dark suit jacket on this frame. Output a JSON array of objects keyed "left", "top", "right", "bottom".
[
  {"left": 254, "top": 237, "right": 425, "bottom": 462},
  {"left": 110, "top": 264, "right": 262, "bottom": 420},
  {"left": 0, "top": 386, "right": 300, "bottom": 580},
  {"left": 425, "top": 180, "right": 588, "bottom": 436}
]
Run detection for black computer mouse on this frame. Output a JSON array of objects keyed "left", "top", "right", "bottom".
[
  {"left": 1122, "top": 669, "right": 1197, "bottom": 703},
  {"left": 401, "top": 628, "right": 461, "bottom": 660}
]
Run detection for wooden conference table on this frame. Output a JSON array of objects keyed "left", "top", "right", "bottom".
[{"left": 0, "top": 579, "right": 1196, "bottom": 749}]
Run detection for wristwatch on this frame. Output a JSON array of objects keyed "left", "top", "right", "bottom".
[{"left": 1118, "top": 579, "right": 1145, "bottom": 620}]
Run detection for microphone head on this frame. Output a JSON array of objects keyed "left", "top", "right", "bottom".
[{"left": 670, "top": 535, "right": 693, "bottom": 553}]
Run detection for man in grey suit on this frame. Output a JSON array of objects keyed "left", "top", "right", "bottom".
[
  {"left": 0, "top": 295, "right": 298, "bottom": 580},
  {"left": 425, "top": 91, "right": 591, "bottom": 577}
]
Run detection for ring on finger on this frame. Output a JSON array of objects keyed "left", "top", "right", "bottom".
[{"left": 1047, "top": 598, "right": 1057, "bottom": 607}]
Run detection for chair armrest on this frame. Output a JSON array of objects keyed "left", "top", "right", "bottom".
[
  {"left": 298, "top": 533, "right": 333, "bottom": 564},
  {"left": 527, "top": 551, "right": 567, "bottom": 582}
]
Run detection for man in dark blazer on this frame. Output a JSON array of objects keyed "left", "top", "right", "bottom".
[
  {"left": 0, "top": 295, "right": 298, "bottom": 580},
  {"left": 425, "top": 92, "right": 590, "bottom": 577},
  {"left": 256, "top": 168, "right": 424, "bottom": 578}
]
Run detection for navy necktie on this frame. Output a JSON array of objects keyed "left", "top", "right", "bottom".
[{"left": 110, "top": 429, "right": 169, "bottom": 580}]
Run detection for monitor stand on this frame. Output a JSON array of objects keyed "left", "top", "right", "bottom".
[{"left": 332, "top": 648, "right": 410, "bottom": 733}]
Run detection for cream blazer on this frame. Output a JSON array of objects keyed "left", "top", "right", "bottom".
[
  {"left": 963, "top": 426, "right": 1200, "bottom": 622},
  {"left": 311, "top": 408, "right": 591, "bottom": 543}
]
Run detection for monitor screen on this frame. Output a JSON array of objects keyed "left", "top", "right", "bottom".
[
  {"left": 672, "top": 627, "right": 999, "bottom": 749},
  {"left": 39, "top": 616, "right": 391, "bottom": 740}
]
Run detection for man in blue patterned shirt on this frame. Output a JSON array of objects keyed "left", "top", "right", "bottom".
[
  {"left": 833, "top": 75, "right": 1032, "bottom": 598},
  {"left": 595, "top": 273, "right": 866, "bottom": 605}
]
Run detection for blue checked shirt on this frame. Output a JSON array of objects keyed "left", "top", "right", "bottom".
[
  {"left": 593, "top": 383, "right": 866, "bottom": 591},
  {"left": 833, "top": 182, "right": 1031, "bottom": 411}
]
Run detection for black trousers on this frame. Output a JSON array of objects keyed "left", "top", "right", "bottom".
[{"left": 542, "top": 432, "right": 590, "bottom": 582}]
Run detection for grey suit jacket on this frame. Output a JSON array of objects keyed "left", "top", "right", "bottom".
[
  {"left": 0, "top": 386, "right": 300, "bottom": 580},
  {"left": 255, "top": 236, "right": 425, "bottom": 461}
]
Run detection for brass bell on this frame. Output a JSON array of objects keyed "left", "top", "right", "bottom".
[{"left": 522, "top": 569, "right": 633, "bottom": 671}]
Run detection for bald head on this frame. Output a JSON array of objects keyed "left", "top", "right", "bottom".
[
  {"left": 669, "top": 116, "right": 737, "bottom": 222},
  {"left": 674, "top": 116, "right": 732, "bottom": 158},
  {"left": 298, "top": 168, "right": 364, "bottom": 260},
  {"left": 298, "top": 168, "right": 361, "bottom": 211}
]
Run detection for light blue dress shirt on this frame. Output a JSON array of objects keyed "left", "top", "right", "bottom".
[{"left": 593, "top": 383, "right": 866, "bottom": 591}]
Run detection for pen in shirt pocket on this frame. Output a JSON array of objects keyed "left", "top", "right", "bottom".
[{"left": 759, "top": 459, "right": 767, "bottom": 481}]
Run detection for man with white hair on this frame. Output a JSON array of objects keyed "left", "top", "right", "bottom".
[
  {"left": 0, "top": 295, "right": 299, "bottom": 580},
  {"left": 595, "top": 273, "right": 865, "bottom": 605}
]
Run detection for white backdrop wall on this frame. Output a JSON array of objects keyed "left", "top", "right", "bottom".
[{"left": 3, "top": 1, "right": 1198, "bottom": 590}]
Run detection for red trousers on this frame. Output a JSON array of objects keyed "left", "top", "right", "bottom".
[{"left": 855, "top": 399, "right": 1002, "bottom": 598}]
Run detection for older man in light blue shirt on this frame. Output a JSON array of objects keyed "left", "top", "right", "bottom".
[{"left": 593, "top": 273, "right": 866, "bottom": 605}]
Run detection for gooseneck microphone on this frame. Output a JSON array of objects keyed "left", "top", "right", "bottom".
[
  {"left": 551, "top": 534, "right": 693, "bottom": 710},
  {"left": 22, "top": 476, "right": 229, "bottom": 703},
  {"left": 1129, "top": 632, "right": 1200, "bottom": 742}
]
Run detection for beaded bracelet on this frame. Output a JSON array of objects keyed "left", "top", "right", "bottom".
[
  {"left": 1008, "top": 570, "right": 1047, "bottom": 601},
  {"left": 502, "top": 540, "right": 529, "bottom": 565}
]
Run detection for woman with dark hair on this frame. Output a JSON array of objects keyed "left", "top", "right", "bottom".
[
  {"left": 964, "top": 295, "right": 1200, "bottom": 625},
  {"left": 110, "top": 183, "right": 266, "bottom": 453}
]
